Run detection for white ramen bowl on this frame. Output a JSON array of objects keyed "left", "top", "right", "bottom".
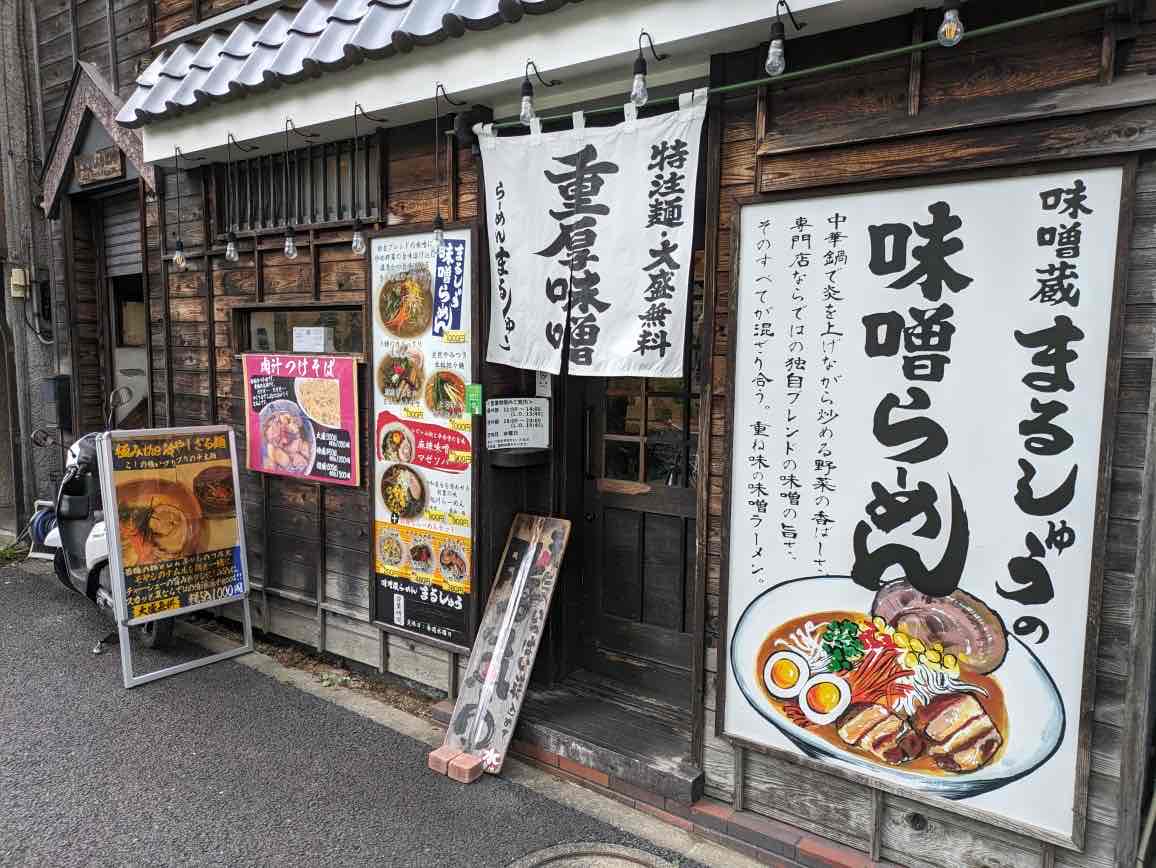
[{"left": 729, "top": 575, "right": 1065, "bottom": 800}]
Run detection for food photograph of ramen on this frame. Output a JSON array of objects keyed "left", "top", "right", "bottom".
[
  {"left": 378, "top": 265, "right": 433, "bottom": 338},
  {"left": 378, "top": 346, "right": 424, "bottom": 404},
  {"left": 425, "top": 370, "right": 466, "bottom": 417},
  {"left": 409, "top": 535, "right": 435, "bottom": 574},
  {"left": 728, "top": 576, "right": 1064, "bottom": 801},
  {"left": 438, "top": 540, "right": 469, "bottom": 585},
  {"left": 381, "top": 464, "right": 426, "bottom": 519},
  {"left": 116, "top": 479, "right": 206, "bottom": 568},
  {"left": 381, "top": 423, "right": 415, "bottom": 463},
  {"left": 376, "top": 527, "right": 404, "bottom": 571}
]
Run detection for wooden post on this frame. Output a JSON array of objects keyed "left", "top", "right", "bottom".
[
  {"left": 156, "top": 168, "right": 174, "bottom": 426},
  {"left": 908, "top": 8, "right": 924, "bottom": 117},
  {"left": 202, "top": 166, "right": 218, "bottom": 424},
  {"left": 137, "top": 178, "right": 154, "bottom": 428}
]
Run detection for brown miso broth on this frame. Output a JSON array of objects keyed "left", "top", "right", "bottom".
[{"left": 755, "top": 610, "right": 1009, "bottom": 776}]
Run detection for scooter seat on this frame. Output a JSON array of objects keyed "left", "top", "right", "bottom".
[{"left": 58, "top": 494, "right": 89, "bottom": 520}]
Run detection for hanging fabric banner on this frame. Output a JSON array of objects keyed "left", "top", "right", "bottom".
[{"left": 478, "top": 89, "right": 708, "bottom": 377}]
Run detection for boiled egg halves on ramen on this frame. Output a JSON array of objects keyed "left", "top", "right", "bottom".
[
  {"left": 763, "top": 650, "right": 810, "bottom": 699},
  {"left": 799, "top": 673, "right": 852, "bottom": 725}
]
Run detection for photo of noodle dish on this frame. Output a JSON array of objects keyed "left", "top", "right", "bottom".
[
  {"left": 294, "top": 377, "right": 342, "bottom": 429},
  {"left": 259, "top": 400, "right": 316, "bottom": 476},
  {"left": 381, "top": 423, "right": 415, "bottom": 463},
  {"left": 729, "top": 576, "right": 1065, "bottom": 799},
  {"left": 438, "top": 540, "right": 469, "bottom": 584},
  {"left": 409, "top": 535, "right": 434, "bottom": 574},
  {"left": 376, "top": 528, "right": 403, "bottom": 570}
]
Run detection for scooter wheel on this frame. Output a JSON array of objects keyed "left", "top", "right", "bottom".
[
  {"left": 137, "top": 617, "right": 174, "bottom": 651},
  {"left": 53, "top": 550, "right": 77, "bottom": 592}
]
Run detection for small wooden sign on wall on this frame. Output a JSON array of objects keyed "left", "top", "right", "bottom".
[{"left": 75, "top": 147, "right": 124, "bottom": 186}]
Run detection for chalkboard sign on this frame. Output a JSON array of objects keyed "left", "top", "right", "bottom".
[{"left": 242, "top": 353, "right": 360, "bottom": 487}]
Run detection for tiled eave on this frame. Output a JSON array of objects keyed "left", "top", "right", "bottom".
[{"left": 116, "top": 0, "right": 579, "bottom": 129}]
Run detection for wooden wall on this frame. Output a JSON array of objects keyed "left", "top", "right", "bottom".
[
  {"left": 150, "top": 119, "right": 484, "bottom": 692},
  {"left": 34, "top": 0, "right": 156, "bottom": 146},
  {"left": 701, "top": 4, "right": 1156, "bottom": 868},
  {"left": 152, "top": 0, "right": 248, "bottom": 43}
]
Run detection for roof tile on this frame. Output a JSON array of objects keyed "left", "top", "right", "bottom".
[{"left": 117, "top": 0, "right": 579, "bottom": 129}]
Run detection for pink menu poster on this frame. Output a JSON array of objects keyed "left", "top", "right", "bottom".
[{"left": 242, "top": 353, "right": 359, "bottom": 487}]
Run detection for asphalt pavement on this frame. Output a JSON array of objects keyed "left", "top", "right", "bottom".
[{"left": 0, "top": 561, "right": 708, "bottom": 868}]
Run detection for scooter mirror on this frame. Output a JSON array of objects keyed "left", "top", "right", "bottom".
[
  {"left": 30, "top": 427, "right": 58, "bottom": 448},
  {"left": 105, "top": 386, "right": 133, "bottom": 429},
  {"left": 108, "top": 386, "right": 132, "bottom": 409}
]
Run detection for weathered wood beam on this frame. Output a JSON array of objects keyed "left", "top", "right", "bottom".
[{"left": 756, "top": 75, "right": 1156, "bottom": 159}]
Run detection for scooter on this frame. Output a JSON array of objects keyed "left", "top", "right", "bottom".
[{"left": 31, "top": 387, "right": 173, "bottom": 651}]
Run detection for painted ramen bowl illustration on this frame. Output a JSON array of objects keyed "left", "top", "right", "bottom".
[{"left": 729, "top": 575, "right": 1064, "bottom": 800}]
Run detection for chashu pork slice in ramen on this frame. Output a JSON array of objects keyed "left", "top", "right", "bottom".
[
  {"left": 836, "top": 703, "right": 925, "bottom": 765},
  {"left": 912, "top": 693, "right": 1002, "bottom": 773}
]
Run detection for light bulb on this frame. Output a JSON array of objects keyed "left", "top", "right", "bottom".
[
  {"left": 519, "top": 94, "right": 535, "bottom": 126},
  {"left": 172, "top": 239, "right": 187, "bottom": 271},
  {"left": 225, "top": 232, "right": 239, "bottom": 263},
  {"left": 765, "top": 39, "right": 786, "bottom": 76},
  {"left": 630, "top": 52, "right": 649, "bottom": 108},
  {"left": 937, "top": 7, "right": 963, "bottom": 47},
  {"left": 433, "top": 212, "right": 445, "bottom": 248},
  {"left": 283, "top": 228, "right": 298, "bottom": 260},
  {"left": 351, "top": 228, "right": 366, "bottom": 256},
  {"left": 630, "top": 73, "right": 648, "bottom": 108}
]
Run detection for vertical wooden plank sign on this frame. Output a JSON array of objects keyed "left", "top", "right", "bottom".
[{"left": 429, "top": 514, "right": 571, "bottom": 782}]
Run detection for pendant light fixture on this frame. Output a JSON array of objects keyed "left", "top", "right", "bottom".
[
  {"left": 281, "top": 118, "right": 318, "bottom": 260},
  {"left": 937, "top": 3, "right": 965, "bottom": 47},
  {"left": 351, "top": 103, "right": 389, "bottom": 256},
  {"left": 765, "top": 1, "right": 806, "bottom": 78},
  {"left": 225, "top": 133, "right": 257, "bottom": 264},
  {"left": 630, "top": 30, "right": 668, "bottom": 108},
  {"left": 171, "top": 146, "right": 188, "bottom": 271},
  {"left": 432, "top": 83, "right": 466, "bottom": 249},
  {"left": 519, "top": 59, "right": 561, "bottom": 126}
]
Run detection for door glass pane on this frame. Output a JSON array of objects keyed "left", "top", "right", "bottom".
[
  {"left": 646, "top": 396, "right": 685, "bottom": 437},
  {"left": 607, "top": 377, "right": 644, "bottom": 394},
  {"left": 605, "top": 440, "right": 641, "bottom": 481},
  {"left": 646, "top": 437, "right": 683, "bottom": 485},
  {"left": 606, "top": 395, "right": 643, "bottom": 435},
  {"left": 648, "top": 377, "right": 685, "bottom": 394},
  {"left": 687, "top": 437, "right": 699, "bottom": 488}
]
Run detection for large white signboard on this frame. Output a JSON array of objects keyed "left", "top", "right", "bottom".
[
  {"left": 722, "top": 167, "right": 1123, "bottom": 845},
  {"left": 477, "top": 91, "right": 707, "bottom": 377}
]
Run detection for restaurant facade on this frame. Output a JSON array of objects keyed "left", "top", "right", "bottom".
[{"left": 8, "top": 0, "right": 1156, "bottom": 865}]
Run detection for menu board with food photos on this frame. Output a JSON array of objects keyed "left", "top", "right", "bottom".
[
  {"left": 102, "top": 427, "right": 248, "bottom": 621},
  {"left": 370, "top": 227, "right": 476, "bottom": 649},
  {"left": 242, "top": 353, "right": 360, "bottom": 487}
]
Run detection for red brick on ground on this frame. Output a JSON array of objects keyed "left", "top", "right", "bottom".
[
  {"left": 557, "top": 756, "right": 610, "bottom": 787},
  {"left": 796, "top": 835, "right": 874, "bottom": 868},
  {"left": 447, "top": 752, "right": 484, "bottom": 783},
  {"left": 427, "top": 745, "right": 461, "bottom": 776}
]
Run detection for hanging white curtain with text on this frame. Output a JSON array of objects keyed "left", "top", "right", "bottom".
[{"left": 478, "top": 89, "right": 707, "bottom": 377}]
